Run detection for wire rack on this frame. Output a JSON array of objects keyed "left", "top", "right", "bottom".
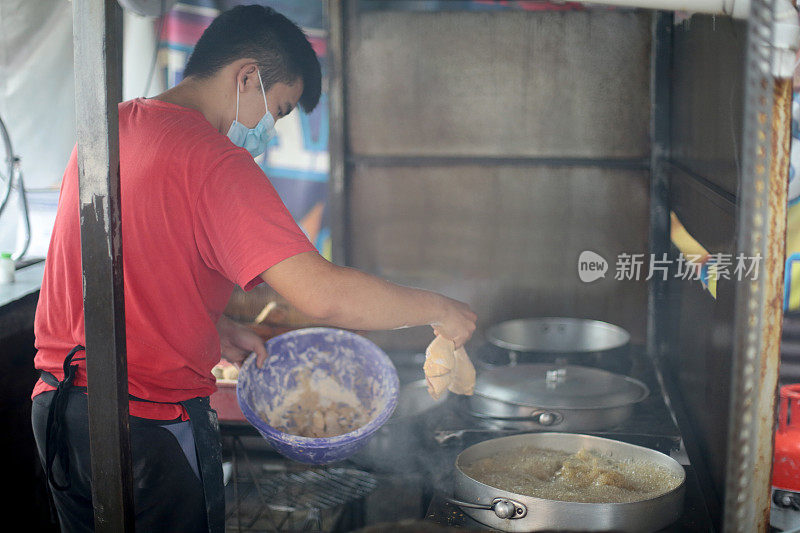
[
  {"left": 257, "top": 468, "right": 378, "bottom": 514},
  {"left": 225, "top": 435, "right": 377, "bottom": 532}
]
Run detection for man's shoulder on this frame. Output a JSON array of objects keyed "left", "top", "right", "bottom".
[{"left": 120, "top": 97, "right": 253, "bottom": 170}]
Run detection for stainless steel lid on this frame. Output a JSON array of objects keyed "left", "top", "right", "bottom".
[
  {"left": 473, "top": 364, "right": 649, "bottom": 410},
  {"left": 486, "top": 317, "right": 631, "bottom": 353}
]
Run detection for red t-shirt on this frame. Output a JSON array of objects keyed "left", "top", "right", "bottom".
[{"left": 32, "top": 98, "right": 316, "bottom": 420}]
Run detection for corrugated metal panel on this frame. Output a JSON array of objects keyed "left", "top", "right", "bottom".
[
  {"left": 346, "top": 10, "right": 651, "bottom": 158},
  {"left": 665, "top": 14, "right": 744, "bottom": 526},
  {"left": 670, "top": 15, "right": 747, "bottom": 198},
  {"left": 348, "top": 164, "right": 650, "bottom": 350}
]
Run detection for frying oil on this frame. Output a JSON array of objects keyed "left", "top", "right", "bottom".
[{"left": 462, "top": 446, "right": 682, "bottom": 504}]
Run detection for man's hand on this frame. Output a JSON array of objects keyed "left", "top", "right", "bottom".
[
  {"left": 432, "top": 295, "right": 477, "bottom": 349},
  {"left": 217, "top": 315, "right": 269, "bottom": 367}
]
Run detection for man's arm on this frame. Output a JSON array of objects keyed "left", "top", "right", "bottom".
[{"left": 260, "top": 251, "right": 477, "bottom": 359}]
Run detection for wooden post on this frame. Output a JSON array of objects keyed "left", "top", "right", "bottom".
[{"left": 71, "top": 1, "right": 134, "bottom": 530}]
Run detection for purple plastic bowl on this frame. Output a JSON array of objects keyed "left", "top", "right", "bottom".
[{"left": 236, "top": 328, "right": 399, "bottom": 464}]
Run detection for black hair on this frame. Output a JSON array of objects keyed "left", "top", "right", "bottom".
[{"left": 184, "top": 5, "right": 321, "bottom": 113}]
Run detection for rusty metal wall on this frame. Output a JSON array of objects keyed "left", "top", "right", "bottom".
[
  {"left": 722, "top": 1, "right": 789, "bottom": 524},
  {"left": 342, "top": 6, "right": 654, "bottom": 350}
]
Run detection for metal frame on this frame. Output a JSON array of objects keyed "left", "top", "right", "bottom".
[
  {"left": 647, "top": 11, "right": 673, "bottom": 367},
  {"left": 332, "top": 3, "right": 789, "bottom": 531},
  {"left": 648, "top": 3, "right": 788, "bottom": 530},
  {"left": 327, "top": 0, "right": 351, "bottom": 266},
  {"left": 72, "top": 0, "right": 134, "bottom": 530},
  {"left": 347, "top": 155, "right": 650, "bottom": 170},
  {"left": 724, "top": 0, "right": 788, "bottom": 530}
]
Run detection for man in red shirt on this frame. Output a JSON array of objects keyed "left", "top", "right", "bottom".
[{"left": 31, "top": 5, "right": 475, "bottom": 532}]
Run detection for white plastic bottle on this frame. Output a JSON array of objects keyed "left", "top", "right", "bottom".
[{"left": 0, "top": 252, "right": 15, "bottom": 284}]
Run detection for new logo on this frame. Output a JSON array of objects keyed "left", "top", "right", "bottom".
[{"left": 578, "top": 251, "right": 608, "bottom": 283}]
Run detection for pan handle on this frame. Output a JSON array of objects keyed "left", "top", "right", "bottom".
[
  {"left": 443, "top": 496, "right": 527, "bottom": 519},
  {"left": 469, "top": 409, "right": 564, "bottom": 426}
]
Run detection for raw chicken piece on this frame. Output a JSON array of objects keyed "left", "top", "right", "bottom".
[
  {"left": 423, "top": 336, "right": 476, "bottom": 400},
  {"left": 449, "top": 345, "right": 476, "bottom": 396},
  {"left": 423, "top": 336, "right": 454, "bottom": 399}
]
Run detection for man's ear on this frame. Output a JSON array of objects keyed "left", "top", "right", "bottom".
[
  {"left": 233, "top": 62, "right": 258, "bottom": 92},
  {"left": 241, "top": 63, "right": 259, "bottom": 90}
]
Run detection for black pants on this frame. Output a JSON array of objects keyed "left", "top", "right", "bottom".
[{"left": 32, "top": 390, "right": 208, "bottom": 533}]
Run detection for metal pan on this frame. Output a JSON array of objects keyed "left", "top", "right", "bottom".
[
  {"left": 482, "top": 318, "right": 632, "bottom": 374},
  {"left": 449, "top": 432, "right": 686, "bottom": 532},
  {"left": 486, "top": 318, "right": 631, "bottom": 353},
  {"left": 468, "top": 364, "right": 649, "bottom": 431}
]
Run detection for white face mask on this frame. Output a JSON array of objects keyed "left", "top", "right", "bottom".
[{"left": 226, "top": 69, "right": 276, "bottom": 157}]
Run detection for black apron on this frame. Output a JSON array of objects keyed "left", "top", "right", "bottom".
[{"left": 41, "top": 345, "right": 225, "bottom": 533}]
